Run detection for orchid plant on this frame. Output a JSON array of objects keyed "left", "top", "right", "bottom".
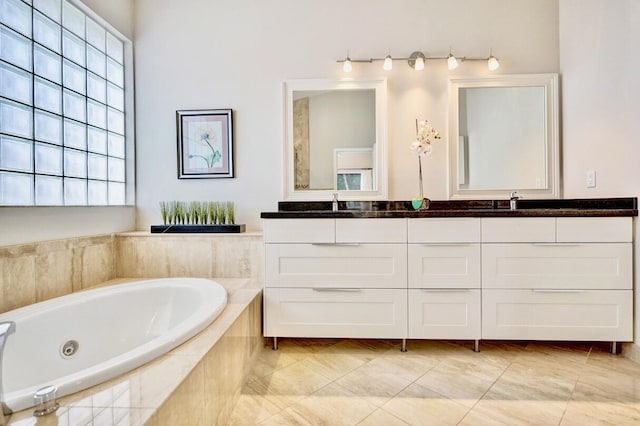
[{"left": 410, "top": 119, "right": 441, "bottom": 208}]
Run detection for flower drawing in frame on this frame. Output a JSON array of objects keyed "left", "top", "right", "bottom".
[{"left": 177, "top": 109, "right": 234, "bottom": 178}]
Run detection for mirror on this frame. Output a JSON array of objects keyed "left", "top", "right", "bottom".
[
  {"left": 283, "top": 79, "right": 388, "bottom": 201},
  {"left": 448, "top": 73, "right": 559, "bottom": 199}
]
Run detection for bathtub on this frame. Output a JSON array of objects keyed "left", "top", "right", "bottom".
[{"left": 0, "top": 277, "right": 227, "bottom": 413}]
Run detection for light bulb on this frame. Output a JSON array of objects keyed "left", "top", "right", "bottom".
[
  {"left": 383, "top": 55, "right": 393, "bottom": 71},
  {"left": 343, "top": 57, "right": 352, "bottom": 73},
  {"left": 414, "top": 56, "right": 425, "bottom": 71},
  {"left": 447, "top": 54, "right": 458, "bottom": 70},
  {"left": 488, "top": 55, "right": 499, "bottom": 71}
]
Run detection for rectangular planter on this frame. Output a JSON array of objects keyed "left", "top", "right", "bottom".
[{"left": 150, "top": 224, "right": 246, "bottom": 234}]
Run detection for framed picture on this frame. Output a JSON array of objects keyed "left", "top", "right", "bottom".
[{"left": 177, "top": 109, "right": 234, "bottom": 178}]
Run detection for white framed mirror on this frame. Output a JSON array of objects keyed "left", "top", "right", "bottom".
[
  {"left": 283, "top": 78, "right": 388, "bottom": 201},
  {"left": 448, "top": 73, "right": 559, "bottom": 199}
]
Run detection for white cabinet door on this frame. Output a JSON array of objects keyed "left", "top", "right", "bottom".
[
  {"left": 263, "top": 219, "right": 335, "bottom": 243},
  {"left": 265, "top": 243, "right": 407, "bottom": 289},
  {"left": 336, "top": 218, "right": 406, "bottom": 243},
  {"left": 482, "top": 243, "right": 632, "bottom": 290},
  {"left": 264, "top": 288, "right": 407, "bottom": 338},
  {"left": 408, "top": 289, "right": 481, "bottom": 339},
  {"left": 482, "top": 289, "right": 633, "bottom": 341},
  {"left": 408, "top": 244, "right": 481, "bottom": 289}
]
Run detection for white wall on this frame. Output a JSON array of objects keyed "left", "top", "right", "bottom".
[
  {"left": 133, "top": 0, "right": 559, "bottom": 231},
  {"left": 559, "top": 0, "right": 640, "bottom": 345},
  {"left": 0, "top": 0, "right": 136, "bottom": 246}
]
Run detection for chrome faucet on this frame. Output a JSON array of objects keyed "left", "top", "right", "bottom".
[
  {"left": 509, "top": 191, "right": 519, "bottom": 210},
  {"left": 332, "top": 193, "right": 339, "bottom": 212},
  {"left": 1, "top": 321, "right": 16, "bottom": 426}
]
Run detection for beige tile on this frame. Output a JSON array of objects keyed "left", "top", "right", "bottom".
[
  {"left": 227, "top": 392, "right": 281, "bottom": 425},
  {"left": 35, "top": 247, "right": 74, "bottom": 302},
  {"left": 247, "top": 358, "right": 333, "bottom": 410},
  {"left": 245, "top": 346, "right": 300, "bottom": 383},
  {"left": 382, "top": 382, "right": 471, "bottom": 425},
  {"left": 358, "top": 408, "right": 410, "bottom": 425},
  {"left": 415, "top": 356, "right": 507, "bottom": 407},
  {"left": 80, "top": 241, "right": 116, "bottom": 288},
  {"left": 483, "top": 360, "right": 576, "bottom": 403},
  {"left": 271, "top": 382, "right": 378, "bottom": 425},
  {"left": 273, "top": 338, "right": 343, "bottom": 360},
  {"left": 152, "top": 362, "right": 205, "bottom": 426},
  {"left": 212, "top": 236, "right": 263, "bottom": 279},
  {"left": 0, "top": 255, "right": 36, "bottom": 313},
  {"left": 115, "top": 237, "right": 170, "bottom": 278},
  {"left": 587, "top": 348, "right": 640, "bottom": 377},
  {"left": 335, "top": 359, "right": 414, "bottom": 407},
  {"left": 461, "top": 399, "right": 568, "bottom": 426},
  {"left": 299, "top": 339, "right": 395, "bottom": 382},
  {"left": 560, "top": 400, "right": 640, "bottom": 425},
  {"left": 572, "top": 367, "right": 640, "bottom": 403}
]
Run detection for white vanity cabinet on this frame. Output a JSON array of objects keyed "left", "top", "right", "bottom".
[
  {"left": 407, "top": 218, "right": 481, "bottom": 340},
  {"left": 481, "top": 217, "right": 633, "bottom": 342},
  {"left": 263, "top": 218, "right": 408, "bottom": 339},
  {"left": 263, "top": 213, "right": 634, "bottom": 349}
]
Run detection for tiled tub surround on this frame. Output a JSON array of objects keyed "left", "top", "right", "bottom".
[
  {"left": 0, "top": 232, "right": 264, "bottom": 314},
  {"left": 0, "top": 234, "right": 116, "bottom": 314},
  {"left": 6, "top": 278, "right": 263, "bottom": 426},
  {"left": 115, "top": 232, "right": 264, "bottom": 282}
]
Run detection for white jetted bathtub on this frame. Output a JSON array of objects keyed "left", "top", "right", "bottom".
[{"left": 0, "top": 277, "right": 227, "bottom": 412}]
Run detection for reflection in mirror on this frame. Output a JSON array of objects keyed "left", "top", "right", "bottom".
[
  {"left": 284, "top": 79, "right": 387, "bottom": 201},
  {"left": 449, "top": 74, "right": 559, "bottom": 199}
]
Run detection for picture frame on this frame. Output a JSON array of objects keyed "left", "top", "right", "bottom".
[{"left": 177, "top": 109, "right": 234, "bottom": 178}]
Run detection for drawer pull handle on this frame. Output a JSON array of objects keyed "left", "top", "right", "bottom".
[
  {"left": 311, "top": 243, "right": 362, "bottom": 246},
  {"left": 531, "top": 243, "right": 581, "bottom": 246},
  {"left": 312, "top": 288, "right": 362, "bottom": 292},
  {"left": 531, "top": 289, "right": 585, "bottom": 293},
  {"left": 418, "top": 243, "right": 473, "bottom": 247},
  {"left": 420, "top": 289, "right": 470, "bottom": 293}
]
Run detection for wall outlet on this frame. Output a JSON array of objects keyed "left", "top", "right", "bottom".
[{"left": 586, "top": 170, "right": 596, "bottom": 188}]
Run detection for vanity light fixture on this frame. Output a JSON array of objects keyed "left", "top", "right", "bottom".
[
  {"left": 487, "top": 54, "right": 500, "bottom": 71},
  {"left": 446, "top": 47, "right": 459, "bottom": 70},
  {"left": 409, "top": 51, "right": 426, "bottom": 70},
  {"left": 383, "top": 54, "right": 393, "bottom": 71},
  {"left": 336, "top": 49, "right": 500, "bottom": 72},
  {"left": 343, "top": 56, "right": 352, "bottom": 73}
]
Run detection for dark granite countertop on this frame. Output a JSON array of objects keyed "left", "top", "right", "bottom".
[{"left": 260, "top": 197, "right": 638, "bottom": 218}]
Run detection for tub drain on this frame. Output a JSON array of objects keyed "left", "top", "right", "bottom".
[{"left": 60, "top": 340, "right": 79, "bottom": 358}]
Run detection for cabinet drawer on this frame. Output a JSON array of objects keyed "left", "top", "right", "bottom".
[
  {"left": 481, "top": 218, "right": 555, "bottom": 242},
  {"left": 408, "top": 244, "right": 480, "bottom": 289},
  {"left": 408, "top": 289, "right": 480, "bottom": 339},
  {"left": 264, "top": 288, "right": 407, "bottom": 338},
  {"left": 265, "top": 243, "right": 407, "bottom": 288},
  {"left": 408, "top": 218, "right": 480, "bottom": 243},
  {"left": 482, "top": 243, "right": 632, "bottom": 289},
  {"left": 336, "top": 218, "right": 406, "bottom": 243},
  {"left": 482, "top": 289, "right": 633, "bottom": 341},
  {"left": 557, "top": 217, "right": 632, "bottom": 242},
  {"left": 263, "top": 219, "right": 335, "bottom": 243}
]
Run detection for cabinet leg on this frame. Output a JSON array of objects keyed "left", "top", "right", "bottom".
[
  {"left": 610, "top": 341, "right": 618, "bottom": 355},
  {"left": 473, "top": 339, "right": 480, "bottom": 353},
  {"left": 401, "top": 338, "right": 407, "bottom": 352},
  {"left": 272, "top": 337, "right": 278, "bottom": 351}
]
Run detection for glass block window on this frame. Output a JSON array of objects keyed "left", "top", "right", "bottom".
[{"left": 0, "top": 0, "right": 130, "bottom": 206}]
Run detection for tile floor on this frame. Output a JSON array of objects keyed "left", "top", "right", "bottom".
[{"left": 227, "top": 338, "right": 640, "bottom": 425}]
